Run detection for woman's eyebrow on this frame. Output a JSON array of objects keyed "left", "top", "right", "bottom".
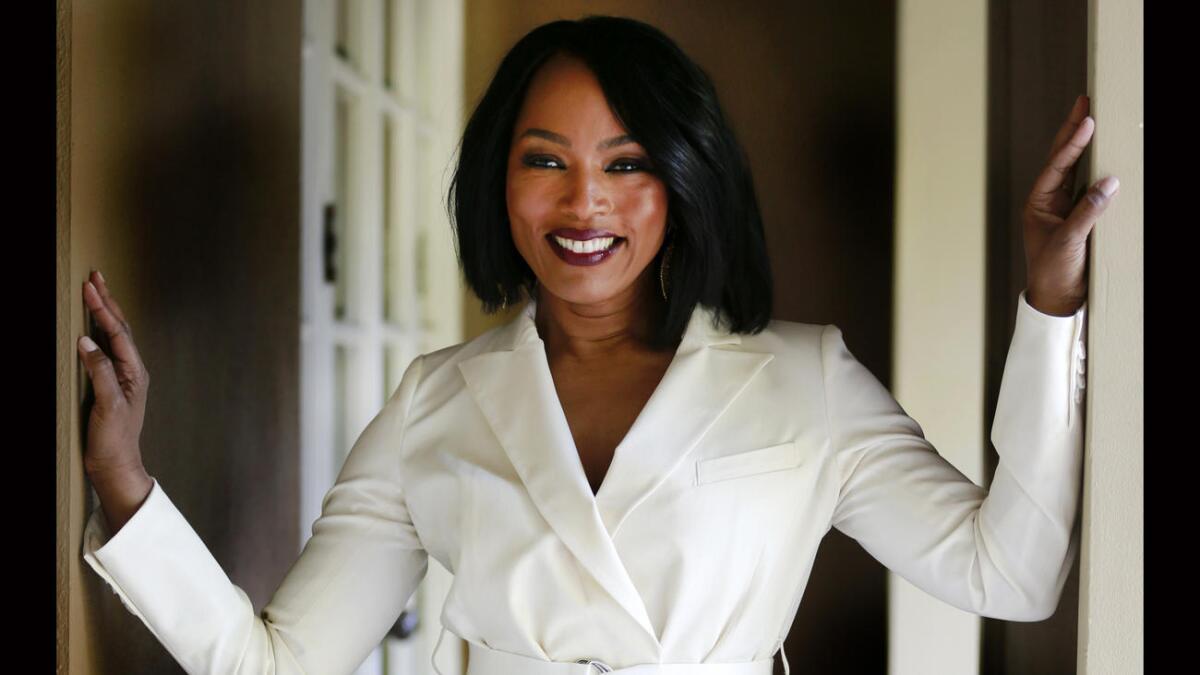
[{"left": 518, "top": 128, "right": 636, "bottom": 150}]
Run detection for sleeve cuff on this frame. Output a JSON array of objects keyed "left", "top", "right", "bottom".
[
  {"left": 1016, "top": 288, "right": 1088, "bottom": 424},
  {"left": 1017, "top": 288, "right": 1087, "bottom": 324},
  {"left": 82, "top": 477, "right": 168, "bottom": 632},
  {"left": 990, "top": 290, "right": 1088, "bottom": 504},
  {"left": 81, "top": 476, "right": 255, "bottom": 671}
]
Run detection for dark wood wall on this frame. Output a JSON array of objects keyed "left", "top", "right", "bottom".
[
  {"left": 67, "top": 2, "right": 302, "bottom": 672},
  {"left": 766, "top": 6, "right": 896, "bottom": 674},
  {"left": 983, "top": 1, "right": 1089, "bottom": 673}
]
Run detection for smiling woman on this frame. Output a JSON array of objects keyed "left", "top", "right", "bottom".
[
  {"left": 76, "top": 13, "right": 1104, "bottom": 675},
  {"left": 447, "top": 16, "right": 774, "bottom": 352},
  {"left": 445, "top": 17, "right": 778, "bottom": 526},
  {"left": 506, "top": 53, "right": 669, "bottom": 314}
]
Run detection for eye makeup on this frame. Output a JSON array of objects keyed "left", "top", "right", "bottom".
[{"left": 519, "top": 153, "right": 653, "bottom": 173}]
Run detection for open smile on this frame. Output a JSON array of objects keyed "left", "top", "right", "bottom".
[{"left": 546, "top": 233, "right": 626, "bottom": 266}]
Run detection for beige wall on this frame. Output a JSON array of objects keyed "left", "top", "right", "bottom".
[
  {"left": 461, "top": 2, "right": 897, "bottom": 671},
  {"left": 891, "top": 1, "right": 987, "bottom": 673},
  {"left": 1078, "top": 0, "right": 1143, "bottom": 671},
  {"left": 59, "top": 2, "right": 303, "bottom": 672}
]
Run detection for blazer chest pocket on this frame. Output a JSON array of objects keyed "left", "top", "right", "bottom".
[{"left": 695, "top": 441, "right": 803, "bottom": 486}]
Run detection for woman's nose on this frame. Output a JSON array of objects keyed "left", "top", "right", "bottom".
[{"left": 560, "top": 167, "right": 613, "bottom": 220}]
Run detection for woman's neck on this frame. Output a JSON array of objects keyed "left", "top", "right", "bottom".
[{"left": 534, "top": 274, "right": 665, "bottom": 362}]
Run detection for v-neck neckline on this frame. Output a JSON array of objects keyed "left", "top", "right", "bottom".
[
  {"left": 542, "top": 344, "right": 687, "bottom": 504},
  {"left": 454, "top": 300, "right": 773, "bottom": 642},
  {"left": 550, "top": 347, "right": 681, "bottom": 500},
  {"left": 517, "top": 296, "right": 709, "bottom": 504}
]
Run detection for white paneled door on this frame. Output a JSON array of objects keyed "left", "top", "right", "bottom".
[{"left": 301, "top": 1, "right": 464, "bottom": 673}]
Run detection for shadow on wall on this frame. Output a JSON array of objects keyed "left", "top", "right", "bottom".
[{"left": 76, "top": 3, "right": 301, "bottom": 673}]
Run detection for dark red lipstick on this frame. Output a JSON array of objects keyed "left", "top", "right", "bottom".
[{"left": 546, "top": 229, "right": 625, "bottom": 266}]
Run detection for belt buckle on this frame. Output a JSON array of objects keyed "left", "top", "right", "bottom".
[{"left": 576, "top": 659, "right": 613, "bottom": 673}]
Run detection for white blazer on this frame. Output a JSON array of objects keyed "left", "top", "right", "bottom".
[{"left": 83, "top": 290, "right": 1087, "bottom": 675}]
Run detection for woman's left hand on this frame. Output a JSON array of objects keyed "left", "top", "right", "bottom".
[{"left": 1022, "top": 94, "right": 1120, "bottom": 317}]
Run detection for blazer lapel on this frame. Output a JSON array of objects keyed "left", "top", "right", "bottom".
[
  {"left": 456, "top": 298, "right": 773, "bottom": 648},
  {"left": 595, "top": 333, "right": 774, "bottom": 536}
]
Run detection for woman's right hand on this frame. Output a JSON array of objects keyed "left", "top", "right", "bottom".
[{"left": 78, "top": 270, "right": 153, "bottom": 517}]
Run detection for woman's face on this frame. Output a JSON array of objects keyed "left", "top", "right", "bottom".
[{"left": 506, "top": 53, "right": 669, "bottom": 309}]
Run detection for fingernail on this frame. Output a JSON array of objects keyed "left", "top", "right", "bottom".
[
  {"left": 96, "top": 270, "right": 105, "bottom": 284},
  {"left": 80, "top": 336, "right": 99, "bottom": 352},
  {"left": 1097, "top": 176, "right": 1119, "bottom": 197}
]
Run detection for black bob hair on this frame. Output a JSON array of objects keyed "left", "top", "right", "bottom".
[{"left": 446, "top": 15, "right": 774, "bottom": 349}]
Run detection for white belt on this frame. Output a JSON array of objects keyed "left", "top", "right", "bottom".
[
  {"left": 441, "top": 632, "right": 783, "bottom": 675},
  {"left": 465, "top": 641, "right": 777, "bottom": 674}
]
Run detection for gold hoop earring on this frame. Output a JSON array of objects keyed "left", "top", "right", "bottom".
[{"left": 658, "top": 238, "right": 675, "bottom": 301}]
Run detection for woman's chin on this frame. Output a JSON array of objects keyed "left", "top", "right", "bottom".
[{"left": 538, "top": 274, "right": 657, "bottom": 309}]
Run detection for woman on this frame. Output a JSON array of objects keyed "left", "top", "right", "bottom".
[{"left": 78, "top": 16, "right": 1117, "bottom": 675}]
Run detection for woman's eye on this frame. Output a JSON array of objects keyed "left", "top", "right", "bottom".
[
  {"left": 520, "top": 154, "right": 651, "bottom": 173},
  {"left": 522, "top": 155, "right": 563, "bottom": 170},
  {"left": 607, "top": 159, "right": 647, "bottom": 173}
]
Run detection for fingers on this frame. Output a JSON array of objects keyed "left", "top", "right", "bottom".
[
  {"left": 1029, "top": 115, "right": 1095, "bottom": 209},
  {"left": 89, "top": 270, "right": 131, "bottom": 330},
  {"left": 81, "top": 272, "right": 149, "bottom": 386},
  {"left": 1046, "top": 95, "right": 1090, "bottom": 163},
  {"left": 1062, "top": 176, "right": 1120, "bottom": 241},
  {"left": 1027, "top": 95, "right": 1092, "bottom": 215},
  {"left": 77, "top": 336, "right": 127, "bottom": 407}
]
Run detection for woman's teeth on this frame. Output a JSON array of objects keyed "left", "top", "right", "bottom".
[{"left": 552, "top": 235, "right": 617, "bottom": 254}]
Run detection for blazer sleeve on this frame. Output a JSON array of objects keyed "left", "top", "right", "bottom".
[
  {"left": 825, "top": 290, "right": 1086, "bottom": 621},
  {"left": 81, "top": 354, "right": 430, "bottom": 674}
]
